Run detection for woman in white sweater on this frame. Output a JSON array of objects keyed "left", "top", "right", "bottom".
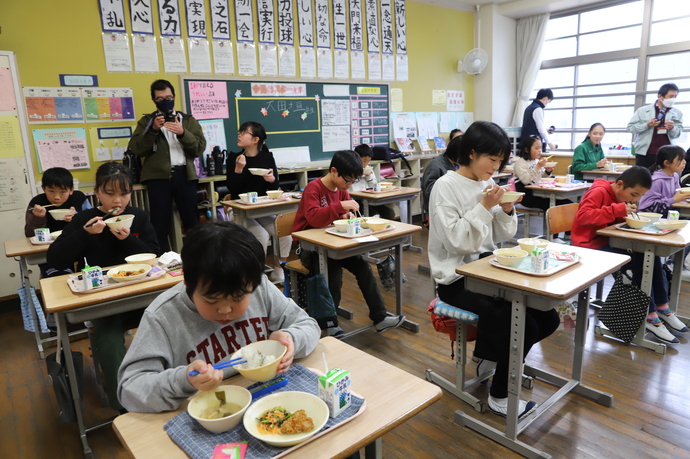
[
  {"left": 513, "top": 136, "right": 569, "bottom": 210},
  {"left": 428, "top": 121, "right": 559, "bottom": 420}
]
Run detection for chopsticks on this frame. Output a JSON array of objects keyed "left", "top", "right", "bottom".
[
  {"left": 84, "top": 207, "right": 121, "bottom": 228},
  {"left": 188, "top": 357, "right": 247, "bottom": 377},
  {"left": 627, "top": 201, "right": 639, "bottom": 219},
  {"left": 27, "top": 204, "right": 56, "bottom": 210}
]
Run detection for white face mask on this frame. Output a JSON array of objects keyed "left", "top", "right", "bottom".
[{"left": 662, "top": 97, "right": 676, "bottom": 108}]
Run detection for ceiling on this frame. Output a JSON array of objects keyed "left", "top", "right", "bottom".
[{"left": 417, "top": 0, "right": 610, "bottom": 18}]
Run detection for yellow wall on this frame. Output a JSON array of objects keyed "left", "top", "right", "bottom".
[{"left": 0, "top": 0, "right": 473, "bottom": 185}]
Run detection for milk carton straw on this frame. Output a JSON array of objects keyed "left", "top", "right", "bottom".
[{"left": 318, "top": 368, "right": 352, "bottom": 418}]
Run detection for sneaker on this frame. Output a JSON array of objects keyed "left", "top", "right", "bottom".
[
  {"left": 375, "top": 315, "right": 405, "bottom": 333},
  {"left": 476, "top": 359, "right": 497, "bottom": 384},
  {"left": 269, "top": 269, "right": 284, "bottom": 284},
  {"left": 645, "top": 321, "right": 680, "bottom": 344},
  {"left": 657, "top": 310, "right": 689, "bottom": 332},
  {"left": 488, "top": 395, "right": 538, "bottom": 420},
  {"left": 325, "top": 326, "right": 344, "bottom": 337}
]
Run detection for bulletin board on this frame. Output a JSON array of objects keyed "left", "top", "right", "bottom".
[{"left": 180, "top": 77, "right": 390, "bottom": 162}]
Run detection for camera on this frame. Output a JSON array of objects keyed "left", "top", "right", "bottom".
[{"left": 163, "top": 111, "right": 176, "bottom": 123}]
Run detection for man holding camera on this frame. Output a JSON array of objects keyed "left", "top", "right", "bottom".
[
  {"left": 129, "top": 79, "right": 206, "bottom": 252},
  {"left": 627, "top": 82, "right": 684, "bottom": 168}
]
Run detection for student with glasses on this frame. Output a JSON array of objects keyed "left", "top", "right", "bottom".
[
  {"left": 128, "top": 79, "right": 206, "bottom": 252},
  {"left": 227, "top": 121, "right": 292, "bottom": 282}
]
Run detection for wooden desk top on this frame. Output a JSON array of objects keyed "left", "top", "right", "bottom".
[
  {"left": 4, "top": 237, "right": 51, "bottom": 258},
  {"left": 672, "top": 201, "right": 690, "bottom": 210},
  {"left": 220, "top": 197, "right": 300, "bottom": 211},
  {"left": 293, "top": 221, "right": 421, "bottom": 251},
  {"left": 40, "top": 271, "right": 182, "bottom": 313},
  {"left": 582, "top": 169, "right": 620, "bottom": 176},
  {"left": 112, "top": 337, "right": 442, "bottom": 459},
  {"left": 348, "top": 186, "right": 421, "bottom": 200},
  {"left": 455, "top": 243, "right": 629, "bottom": 300},
  {"left": 597, "top": 223, "right": 690, "bottom": 248},
  {"left": 493, "top": 172, "right": 513, "bottom": 179},
  {"left": 525, "top": 183, "right": 591, "bottom": 193}
]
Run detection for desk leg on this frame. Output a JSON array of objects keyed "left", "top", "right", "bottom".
[
  {"left": 317, "top": 247, "right": 354, "bottom": 320},
  {"left": 364, "top": 438, "right": 382, "bottom": 459},
  {"left": 20, "top": 256, "right": 46, "bottom": 359},
  {"left": 669, "top": 249, "right": 687, "bottom": 323},
  {"left": 394, "top": 242, "right": 419, "bottom": 333},
  {"left": 405, "top": 199, "right": 423, "bottom": 253},
  {"left": 57, "top": 312, "right": 92, "bottom": 459},
  {"left": 363, "top": 200, "right": 370, "bottom": 217},
  {"left": 549, "top": 194, "right": 556, "bottom": 209}
]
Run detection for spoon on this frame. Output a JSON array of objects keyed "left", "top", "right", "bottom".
[{"left": 84, "top": 207, "right": 121, "bottom": 228}]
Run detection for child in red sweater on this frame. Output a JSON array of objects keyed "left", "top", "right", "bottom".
[
  {"left": 572, "top": 166, "right": 685, "bottom": 344},
  {"left": 292, "top": 150, "right": 405, "bottom": 336}
]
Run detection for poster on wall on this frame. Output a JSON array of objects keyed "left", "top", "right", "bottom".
[
  {"left": 188, "top": 81, "right": 230, "bottom": 120},
  {"left": 130, "top": 0, "right": 159, "bottom": 73},
  {"left": 0, "top": 157, "right": 28, "bottom": 211},
  {"left": 0, "top": 67, "right": 17, "bottom": 111},
  {"left": 32, "top": 128, "right": 90, "bottom": 172},
  {"left": 23, "top": 87, "right": 84, "bottom": 124},
  {"left": 0, "top": 117, "right": 24, "bottom": 158},
  {"left": 446, "top": 90, "right": 465, "bottom": 112},
  {"left": 81, "top": 88, "right": 135, "bottom": 122}
]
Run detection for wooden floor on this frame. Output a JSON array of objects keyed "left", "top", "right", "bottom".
[{"left": 3, "top": 226, "right": 690, "bottom": 458}]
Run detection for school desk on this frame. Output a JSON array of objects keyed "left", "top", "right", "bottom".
[
  {"left": 4, "top": 237, "right": 52, "bottom": 358},
  {"left": 292, "top": 222, "right": 422, "bottom": 339},
  {"left": 221, "top": 196, "right": 301, "bottom": 249},
  {"left": 112, "top": 337, "right": 442, "bottom": 459},
  {"left": 596, "top": 224, "right": 690, "bottom": 354},
  {"left": 525, "top": 182, "right": 591, "bottom": 208},
  {"left": 40, "top": 271, "right": 183, "bottom": 459},
  {"left": 454, "top": 243, "right": 629, "bottom": 459},
  {"left": 348, "top": 186, "right": 422, "bottom": 253},
  {"left": 580, "top": 169, "right": 620, "bottom": 181},
  {"left": 671, "top": 200, "right": 690, "bottom": 218}
]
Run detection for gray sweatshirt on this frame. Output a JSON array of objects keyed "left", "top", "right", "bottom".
[{"left": 117, "top": 277, "right": 320, "bottom": 412}]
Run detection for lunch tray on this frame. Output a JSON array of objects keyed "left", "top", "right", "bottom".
[
  {"left": 233, "top": 196, "right": 294, "bottom": 206},
  {"left": 29, "top": 236, "right": 53, "bottom": 245},
  {"left": 325, "top": 224, "right": 395, "bottom": 239},
  {"left": 489, "top": 253, "right": 581, "bottom": 277},
  {"left": 361, "top": 187, "right": 401, "bottom": 193},
  {"left": 66, "top": 267, "right": 166, "bottom": 294},
  {"left": 164, "top": 364, "right": 366, "bottom": 459},
  {"left": 615, "top": 222, "right": 674, "bottom": 235}
]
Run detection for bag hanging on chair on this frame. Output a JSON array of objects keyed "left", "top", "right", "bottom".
[
  {"left": 598, "top": 270, "right": 650, "bottom": 344},
  {"left": 376, "top": 251, "right": 407, "bottom": 292},
  {"left": 45, "top": 326, "right": 84, "bottom": 423},
  {"left": 305, "top": 273, "right": 339, "bottom": 330}
]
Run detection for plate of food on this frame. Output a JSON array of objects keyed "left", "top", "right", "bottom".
[
  {"left": 243, "top": 391, "right": 329, "bottom": 447},
  {"left": 107, "top": 263, "right": 152, "bottom": 282}
]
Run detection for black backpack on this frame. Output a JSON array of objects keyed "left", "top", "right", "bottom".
[
  {"left": 122, "top": 147, "right": 143, "bottom": 184},
  {"left": 372, "top": 146, "right": 414, "bottom": 177}
]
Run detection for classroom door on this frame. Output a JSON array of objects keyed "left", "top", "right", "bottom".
[{"left": 1, "top": 51, "right": 39, "bottom": 297}]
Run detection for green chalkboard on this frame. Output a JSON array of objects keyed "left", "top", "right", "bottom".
[{"left": 180, "top": 78, "right": 389, "bottom": 161}]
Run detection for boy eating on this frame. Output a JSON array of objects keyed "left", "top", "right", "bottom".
[
  {"left": 117, "top": 222, "right": 320, "bottom": 412},
  {"left": 572, "top": 166, "right": 683, "bottom": 344},
  {"left": 292, "top": 149, "right": 405, "bottom": 336}
]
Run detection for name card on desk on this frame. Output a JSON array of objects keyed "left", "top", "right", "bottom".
[{"left": 355, "top": 235, "right": 379, "bottom": 243}]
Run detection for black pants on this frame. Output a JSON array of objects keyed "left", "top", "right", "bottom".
[
  {"left": 635, "top": 154, "right": 656, "bottom": 168},
  {"left": 145, "top": 167, "right": 200, "bottom": 252},
  {"left": 437, "top": 280, "right": 559, "bottom": 399}
]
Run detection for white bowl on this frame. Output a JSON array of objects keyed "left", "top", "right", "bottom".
[
  {"left": 501, "top": 191, "right": 524, "bottom": 203},
  {"left": 188, "top": 385, "right": 252, "bottom": 434},
  {"left": 363, "top": 166, "right": 373, "bottom": 175},
  {"left": 105, "top": 214, "right": 134, "bottom": 231},
  {"left": 124, "top": 253, "right": 157, "bottom": 266},
  {"left": 333, "top": 219, "right": 349, "bottom": 233},
  {"left": 493, "top": 248, "right": 529, "bottom": 267},
  {"left": 655, "top": 220, "right": 688, "bottom": 230},
  {"left": 365, "top": 218, "right": 390, "bottom": 232},
  {"left": 249, "top": 168, "right": 270, "bottom": 176},
  {"left": 637, "top": 212, "right": 662, "bottom": 223},
  {"left": 49, "top": 209, "right": 71, "bottom": 220},
  {"left": 544, "top": 161, "right": 558, "bottom": 168},
  {"left": 230, "top": 340, "right": 287, "bottom": 382},
  {"left": 676, "top": 187, "right": 690, "bottom": 194},
  {"left": 266, "top": 190, "right": 283, "bottom": 199},
  {"left": 50, "top": 230, "right": 62, "bottom": 239},
  {"left": 625, "top": 216, "right": 650, "bottom": 229},
  {"left": 379, "top": 181, "right": 393, "bottom": 189},
  {"left": 107, "top": 264, "right": 151, "bottom": 282},
  {"left": 540, "top": 177, "right": 556, "bottom": 184},
  {"left": 243, "top": 391, "right": 329, "bottom": 447},
  {"left": 517, "top": 238, "right": 549, "bottom": 252}
]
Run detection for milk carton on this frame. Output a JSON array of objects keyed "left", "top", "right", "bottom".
[
  {"left": 247, "top": 191, "right": 258, "bottom": 203},
  {"left": 530, "top": 248, "right": 549, "bottom": 274},
  {"left": 318, "top": 368, "right": 352, "bottom": 418},
  {"left": 346, "top": 219, "right": 361, "bottom": 237},
  {"left": 82, "top": 266, "right": 104, "bottom": 290},
  {"left": 34, "top": 228, "right": 51, "bottom": 242}
]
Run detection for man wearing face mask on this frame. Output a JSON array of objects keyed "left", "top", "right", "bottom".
[
  {"left": 627, "top": 83, "right": 684, "bottom": 168},
  {"left": 129, "top": 79, "right": 206, "bottom": 252}
]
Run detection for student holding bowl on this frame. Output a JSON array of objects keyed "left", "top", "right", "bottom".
[
  {"left": 513, "top": 136, "right": 570, "bottom": 211},
  {"left": 571, "top": 123, "right": 608, "bottom": 181},
  {"left": 227, "top": 121, "right": 291, "bottom": 282}
]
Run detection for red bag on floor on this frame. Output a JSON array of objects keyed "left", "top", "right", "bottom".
[{"left": 427, "top": 297, "right": 477, "bottom": 344}]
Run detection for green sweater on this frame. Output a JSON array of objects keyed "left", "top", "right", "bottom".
[
  {"left": 128, "top": 112, "right": 206, "bottom": 182},
  {"left": 571, "top": 139, "right": 605, "bottom": 181}
]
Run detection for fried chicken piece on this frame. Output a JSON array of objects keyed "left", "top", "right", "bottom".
[{"left": 279, "top": 409, "right": 314, "bottom": 434}]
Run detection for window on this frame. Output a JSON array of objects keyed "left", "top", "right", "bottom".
[{"left": 535, "top": 0, "right": 690, "bottom": 152}]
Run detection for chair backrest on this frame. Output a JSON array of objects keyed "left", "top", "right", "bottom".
[
  {"left": 545, "top": 203, "right": 579, "bottom": 241},
  {"left": 274, "top": 211, "right": 297, "bottom": 259}
]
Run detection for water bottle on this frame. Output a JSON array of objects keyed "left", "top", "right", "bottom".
[{"left": 206, "top": 153, "right": 215, "bottom": 176}]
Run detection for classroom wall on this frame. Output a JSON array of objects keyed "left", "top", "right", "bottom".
[{"left": 0, "top": 0, "right": 473, "bottom": 185}]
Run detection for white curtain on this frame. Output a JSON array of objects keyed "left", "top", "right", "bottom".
[{"left": 510, "top": 13, "right": 550, "bottom": 127}]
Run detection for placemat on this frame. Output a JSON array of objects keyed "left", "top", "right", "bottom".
[{"left": 164, "top": 364, "right": 365, "bottom": 459}]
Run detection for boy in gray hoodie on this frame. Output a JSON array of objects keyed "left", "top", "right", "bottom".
[{"left": 117, "top": 222, "right": 320, "bottom": 413}]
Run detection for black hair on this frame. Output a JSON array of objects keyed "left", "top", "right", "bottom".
[
  {"left": 94, "top": 161, "right": 133, "bottom": 195},
  {"left": 329, "top": 150, "right": 363, "bottom": 180},
  {"left": 658, "top": 83, "right": 679, "bottom": 97},
  {"left": 518, "top": 136, "right": 541, "bottom": 161},
  {"left": 449, "top": 129, "right": 463, "bottom": 142},
  {"left": 616, "top": 166, "right": 652, "bottom": 190},
  {"left": 535, "top": 88, "right": 554, "bottom": 101},
  {"left": 41, "top": 167, "right": 74, "bottom": 190},
  {"left": 447, "top": 121, "right": 512, "bottom": 172},
  {"left": 182, "top": 222, "right": 265, "bottom": 300},
  {"left": 354, "top": 144, "right": 373, "bottom": 158},
  {"left": 239, "top": 121, "right": 267, "bottom": 150},
  {"left": 150, "top": 79, "right": 175, "bottom": 99},
  {"left": 583, "top": 123, "right": 605, "bottom": 143},
  {"left": 649, "top": 145, "right": 686, "bottom": 174}
]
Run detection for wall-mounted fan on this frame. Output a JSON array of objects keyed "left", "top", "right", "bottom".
[{"left": 457, "top": 48, "right": 488, "bottom": 75}]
